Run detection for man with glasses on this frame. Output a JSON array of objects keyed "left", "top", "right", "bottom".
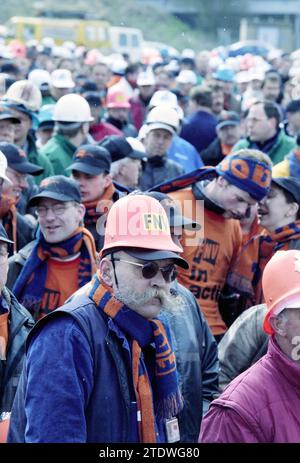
[
  {"left": 7, "top": 175, "right": 97, "bottom": 321},
  {"left": 0, "top": 143, "right": 44, "bottom": 255},
  {"left": 232, "top": 100, "right": 295, "bottom": 165},
  {"left": 8, "top": 194, "right": 188, "bottom": 443}
]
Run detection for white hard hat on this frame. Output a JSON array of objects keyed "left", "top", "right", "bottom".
[
  {"left": 4, "top": 80, "right": 42, "bottom": 112},
  {"left": 146, "top": 104, "right": 179, "bottom": 134},
  {"left": 149, "top": 90, "right": 178, "bottom": 109},
  {"left": 181, "top": 48, "right": 195, "bottom": 59},
  {"left": 149, "top": 90, "right": 183, "bottom": 121},
  {"left": 137, "top": 70, "right": 155, "bottom": 86},
  {"left": 28, "top": 69, "right": 51, "bottom": 90},
  {"left": 0, "top": 150, "right": 12, "bottom": 185},
  {"left": 176, "top": 70, "right": 197, "bottom": 85},
  {"left": 53, "top": 94, "right": 94, "bottom": 122},
  {"left": 41, "top": 37, "right": 55, "bottom": 48},
  {"left": 51, "top": 69, "right": 75, "bottom": 89}
]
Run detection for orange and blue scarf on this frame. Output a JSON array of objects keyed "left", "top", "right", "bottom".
[
  {"left": 88, "top": 272, "right": 183, "bottom": 443},
  {"left": 13, "top": 226, "right": 96, "bottom": 317},
  {"left": 252, "top": 221, "right": 300, "bottom": 304}
]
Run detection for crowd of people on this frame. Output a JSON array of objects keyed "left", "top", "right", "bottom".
[{"left": 0, "top": 36, "right": 300, "bottom": 443}]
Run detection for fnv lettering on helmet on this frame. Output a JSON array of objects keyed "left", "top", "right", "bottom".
[{"left": 143, "top": 213, "right": 168, "bottom": 232}]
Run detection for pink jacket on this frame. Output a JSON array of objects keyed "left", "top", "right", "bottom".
[{"left": 199, "top": 337, "right": 300, "bottom": 443}]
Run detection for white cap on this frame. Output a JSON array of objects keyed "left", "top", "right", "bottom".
[
  {"left": 181, "top": 48, "right": 195, "bottom": 59},
  {"left": 0, "top": 151, "right": 12, "bottom": 185},
  {"left": 149, "top": 90, "right": 184, "bottom": 121},
  {"left": 53, "top": 94, "right": 94, "bottom": 122},
  {"left": 4, "top": 80, "right": 42, "bottom": 112},
  {"left": 249, "top": 69, "right": 265, "bottom": 81},
  {"left": 51, "top": 69, "right": 75, "bottom": 89},
  {"left": 149, "top": 90, "right": 178, "bottom": 109},
  {"left": 28, "top": 69, "right": 51, "bottom": 90},
  {"left": 41, "top": 37, "right": 55, "bottom": 48},
  {"left": 137, "top": 71, "right": 155, "bottom": 86},
  {"left": 126, "top": 136, "right": 146, "bottom": 153},
  {"left": 235, "top": 71, "right": 250, "bottom": 84},
  {"left": 146, "top": 104, "right": 179, "bottom": 135},
  {"left": 176, "top": 70, "right": 197, "bottom": 85},
  {"left": 62, "top": 41, "right": 76, "bottom": 51}
]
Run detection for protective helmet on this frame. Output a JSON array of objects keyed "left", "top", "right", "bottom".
[
  {"left": 146, "top": 104, "right": 179, "bottom": 134},
  {"left": 4, "top": 80, "right": 42, "bottom": 112},
  {"left": 263, "top": 250, "right": 300, "bottom": 334},
  {"left": 149, "top": 91, "right": 184, "bottom": 121},
  {"left": 99, "top": 194, "right": 186, "bottom": 265},
  {"left": 106, "top": 91, "right": 131, "bottom": 109},
  {"left": 53, "top": 94, "right": 94, "bottom": 122},
  {"left": 28, "top": 69, "right": 51, "bottom": 90}
]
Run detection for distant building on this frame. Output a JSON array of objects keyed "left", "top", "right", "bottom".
[{"left": 240, "top": 0, "right": 300, "bottom": 51}]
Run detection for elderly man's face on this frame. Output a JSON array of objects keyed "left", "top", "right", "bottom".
[
  {"left": 271, "top": 308, "right": 300, "bottom": 362},
  {"left": 103, "top": 251, "right": 177, "bottom": 319}
]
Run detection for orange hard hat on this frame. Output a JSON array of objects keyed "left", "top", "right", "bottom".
[
  {"left": 263, "top": 250, "right": 300, "bottom": 334},
  {"left": 99, "top": 194, "right": 187, "bottom": 267}
]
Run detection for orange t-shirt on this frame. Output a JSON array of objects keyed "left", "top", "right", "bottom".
[
  {"left": 170, "top": 188, "right": 242, "bottom": 335},
  {"left": 0, "top": 312, "right": 9, "bottom": 360},
  {"left": 39, "top": 257, "right": 81, "bottom": 319}
]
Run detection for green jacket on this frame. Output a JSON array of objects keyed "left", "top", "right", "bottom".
[
  {"left": 40, "top": 133, "right": 76, "bottom": 176},
  {"left": 25, "top": 132, "right": 54, "bottom": 185},
  {"left": 232, "top": 130, "right": 296, "bottom": 165}
]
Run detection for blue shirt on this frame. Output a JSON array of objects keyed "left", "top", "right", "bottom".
[{"left": 168, "top": 135, "right": 204, "bottom": 173}]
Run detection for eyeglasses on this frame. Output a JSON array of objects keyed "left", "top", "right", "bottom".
[
  {"left": 36, "top": 204, "right": 74, "bottom": 217},
  {"left": 113, "top": 258, "right": 177, "bottom": 283}
]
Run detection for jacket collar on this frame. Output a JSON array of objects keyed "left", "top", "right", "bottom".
[{"left": 268, "top": 336, "right": 300, "bottom": 390}]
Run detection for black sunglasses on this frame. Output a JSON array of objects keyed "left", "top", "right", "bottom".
[{"left": 113, "top": 258, "right": 177, "bottom": 283}]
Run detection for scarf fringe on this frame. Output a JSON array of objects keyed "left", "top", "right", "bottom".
[{"left": 156, "top": 391, "right": 184, "bottom": 420}]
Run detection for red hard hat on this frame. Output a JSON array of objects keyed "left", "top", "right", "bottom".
[
  {"left": 263, "top": 250, "right": 300, "bottom": 334},
  {"left": 99, "top": 194, "right": 185, "bottom": 260},
  {"left": 106, "top": 91, "right": 131, "bottom": 109}
]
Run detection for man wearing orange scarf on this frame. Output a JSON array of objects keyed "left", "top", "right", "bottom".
[
  {"left": 8, "top": 194, "right": 186, "bottom": 443},
  {"left": 68, "top": 144, "right": 124, "bottom": 252},
  {"left": 7, "top": 176, "right": 97, "bottom": 320}
]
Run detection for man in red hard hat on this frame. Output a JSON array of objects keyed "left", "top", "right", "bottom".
[
  {"left": 8, "top": 194, "right": 188, "bottom": 443},
  {"left": 105, "top": 90, "right": 137, "bottom": 137},
  {"left": 200, "top": 249, "right": 300, "bottom": 443}
]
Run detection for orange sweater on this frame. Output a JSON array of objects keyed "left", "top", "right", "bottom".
[{"left": 170, "top": 188, "right": 242, "bottom": 335}]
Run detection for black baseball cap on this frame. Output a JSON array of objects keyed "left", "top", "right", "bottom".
[
  {"left": 0, "top": 106, "right": 20, "bottom": 124},
  {"left": 286, "top": 99, "right": 300, "bottom": 114},
  {"left": 272, "top": 177, "right": 300, "bottom": 205},
  {"left": 125, "top": 247, "right": 189, "bottom": 269},
  {"left": 100, "top": 135, "right": 145, "bottom": 162},
  {"left": 145, "top": 191, "right": 201, "bottom": 231},
  {"left": 66, "top": 144, "right": 112, "bottom": 176},
  {"left": 217, "top": 111, "right": 240, "bottom": 130},
  {"left": 0, "top": 223, "right": 14, "bottom": 244},
  {"left": 0, "top": 142, "right": 44, "bottom": 176},
  {"left": 83, "top": 92, "right": 102, "bottom": 107},
  {"left": 28, "top": 175, "right": 81, "bottom": 207}
]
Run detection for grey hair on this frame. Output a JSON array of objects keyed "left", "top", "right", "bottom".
[{"left": 110, "top": 157, "right": 132, "bottom": 178}]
